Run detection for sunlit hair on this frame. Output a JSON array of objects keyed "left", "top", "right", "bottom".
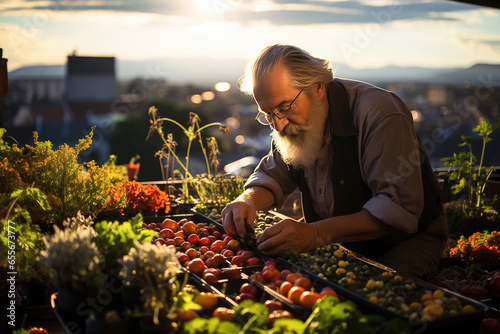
[{"left": 238, "top": 44, "right": 335, "bottom": 95}]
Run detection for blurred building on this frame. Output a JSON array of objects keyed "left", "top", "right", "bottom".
[{"left": 3, "top": 53, "right": 122, "bottom": 164}]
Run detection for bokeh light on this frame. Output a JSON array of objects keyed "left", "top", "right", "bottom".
[
  {"left": 202, "top": 91, "right": 215, "bottom": 101},
  {"left": 235, "top": 135, "right": 245, "bottom": 144},
  {"left": 190, "top": 94, "right": 202, "bottom": 104},
  {"left": 215, "top": 82, "right": 231, "bottom": 92}
]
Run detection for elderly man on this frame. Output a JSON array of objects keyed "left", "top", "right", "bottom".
[{"left": 222, "top": 44, "right": 447, "bottom": 274}]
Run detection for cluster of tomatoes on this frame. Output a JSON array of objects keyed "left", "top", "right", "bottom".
[
  {"left": 252, "top": 261, "right": 339, "bottom": 309},
  {"left": 145, "top": 218, "right": 267, "bottom": 284}
]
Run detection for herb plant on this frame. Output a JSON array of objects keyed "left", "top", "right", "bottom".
[
  {"left": 120, "top": 241, "right": 181, "bottom": 325},
  {"left": 0, "top": 127, "right": 118, "bottom": 230},
  {"left": 38, "top": 225, "right": 107, "bottom": 293},
  {"left": 440, "top": 121, "right": 494, "bottom": 207}
]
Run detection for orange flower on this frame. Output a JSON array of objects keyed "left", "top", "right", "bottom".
[
  {"left": 450, "top": 230, "right": 500, "bottom": 270},
  {"left": 121, "top": 181, "right": 170, "bottom": 215}
]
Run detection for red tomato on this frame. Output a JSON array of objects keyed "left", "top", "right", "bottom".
[
  {"left": 294, "top": 277, "right": 312, "bottom": 290},
  {"left": 267, "top": 310, "right": 293, "bottom": 325},
  {"left": 265, "top": 260, "right": 276, "bottom": 267},
  {"left": 159, "top": 228, "right": 175, "bottom": 239},
  {"left": 223, "top": 236, "right": 234, "bottom": 244},
  {"left": 187, "top": 234, "right": 200, "bottom": 245},
  {"left": 210, "top": 240, "right": 226, "bottom": 253},
  {"left": 320, "top": 287, "right": 338, "bottom": 298},
  {"left": 199, "top": 237, "right": 212, "bottom": 247},
  {"left": 280, "top": 269, "right": 292, "bottom": 280},
  {"left": 240, "top": 283, "right": 257, "bottom": 296},
  {"left": 264, "top": 300, "right": 283, "bottom": 312},
  {"left": 160, "top": 218, "right": 178, "bottom": 232},
  {"left": 262, "top": 267, "right": 281, "bottom": 283},
  {"left": 188, "top": 258, "right": 206, "bottom": 275},
  {"left": 212, "top": 307, "right": 236, "bottom": 322}
]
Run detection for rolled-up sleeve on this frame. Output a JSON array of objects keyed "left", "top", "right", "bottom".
[
  {"left": 358, "top": 96, "right": 424, "bottom": 234},
  {"left": 245, "top": 149, "right": 298, "bottom": 208}
]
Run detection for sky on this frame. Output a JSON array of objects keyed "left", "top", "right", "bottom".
[{"left": 1, "top": 0, "right": 499, "bottom": 79}]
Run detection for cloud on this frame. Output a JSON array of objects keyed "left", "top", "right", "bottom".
[
  {"left": 1, "top": 0, "right": 196, "bottom": 16},
  {"left": 2, "top": 0, "right": 480, "bottom": 25},
  {"left": 223, "top": 0, "right": 479, "bottom": 26},
  {"left": 472, "top": 38, "right": 500, "bottom": 54}
]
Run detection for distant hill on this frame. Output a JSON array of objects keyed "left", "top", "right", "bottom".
[
  {"left": 429, "top": 64, "right": 500, "bottom": 84},
  {"left": 9, "top": 59, "right": 500, "bottom": 86},
  {"left": 9, "top": 65, "right": 65, "bottom": 78}
]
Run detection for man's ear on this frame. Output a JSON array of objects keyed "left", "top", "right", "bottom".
[{"left": 315, "top": 82, "right": 326, "bottom": 99}]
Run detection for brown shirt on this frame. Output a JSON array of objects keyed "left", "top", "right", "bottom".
[{"left": 246, "top": 78, "right": 425, "bottom": 234}]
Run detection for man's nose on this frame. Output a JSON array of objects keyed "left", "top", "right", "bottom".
[{"left": 272, "top": 116, "right": 289, "bottom": 132}]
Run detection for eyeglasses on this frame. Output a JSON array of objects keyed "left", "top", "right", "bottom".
[{"left": 255, "top": 87, "right": 305, "bottom": 126}]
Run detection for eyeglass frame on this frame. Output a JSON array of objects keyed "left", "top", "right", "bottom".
[{"left": 254, "top": 87, "right": 306, "bottom": 126}]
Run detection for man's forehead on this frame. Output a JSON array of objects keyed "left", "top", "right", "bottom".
[{"left": 253, "top": 65, "right": 294, "bottom": 111}]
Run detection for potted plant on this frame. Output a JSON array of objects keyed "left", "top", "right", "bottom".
[
  {"left": 127, "top": 155, "right": 141, "bottom": 181},
  {"left": 119, "top": 241, "right": 181, "bottom": 331},
  {"left": 38, "top": 224, "right": 108, "bottom": 313}
]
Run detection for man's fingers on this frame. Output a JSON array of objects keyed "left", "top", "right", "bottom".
[
  {"left": 258, "top": 237, "right": 288, "bottom": 257},
  {"left": 257, "top": 224, "right": 285, "bottom": 250},
  {"left": 256, "top": 221, "right": 283, "bottom": 244},
  {"left": 222, "top": 210, "right": 238, "bottom": 236},
  {"left": 233, "top": 215, "right": 248, "bottom": 239}
]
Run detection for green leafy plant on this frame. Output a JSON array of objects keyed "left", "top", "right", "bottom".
[
  {"left": 182, "top": 317, "right": 240, "bottom": 334},
  {"left": 93, "top": 214, "right": 157, "bottom": 276},
  {"left": 0, "top": 186, "right": 51, "bottom": 283},
  {"left": 147, "top": 106, "right": 230, "bottom": 203},
  {"left": 103, "top": 155, "right": 128, "bottom": 183},
  {"left": 441, "top": 121, "right": 494, "bottom": 207},
  {"left": 0, "top": 127, "right": 119, "bottom": 230}
]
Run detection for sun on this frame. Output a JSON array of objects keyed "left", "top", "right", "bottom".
[{"left": 193, "top": 0, "right": 217, "bottom": 16}]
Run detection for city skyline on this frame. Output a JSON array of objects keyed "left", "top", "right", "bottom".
[{"left": 1, "top": 0, "right": 499, "bottom": 83}]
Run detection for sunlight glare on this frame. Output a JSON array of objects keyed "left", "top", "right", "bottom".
[{"left": 193, "top": 0, "right": 216, "bottom": 16}]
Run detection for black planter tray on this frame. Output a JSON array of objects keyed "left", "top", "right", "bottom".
[
  {"left": 177, "top": 210, "right": 489, "bottom": 333},
  {"left": 275, "top": 257, "right": 488, "bottom": 334},
  {"left": 51, "top": 271, "right": 235, "bottom": 334}
]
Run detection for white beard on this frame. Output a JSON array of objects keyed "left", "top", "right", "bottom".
[{"left": 272, "top": 100, "right": 327, "bottom": 168}]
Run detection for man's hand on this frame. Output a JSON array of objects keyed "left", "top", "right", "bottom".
[
  {"left": 256, "top": 219, "right": 320, "bottom": 257},
  {"left": 222, "top": 198, "right": 257, "bottom": 240}
]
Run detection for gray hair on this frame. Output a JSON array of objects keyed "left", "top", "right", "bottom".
[{"left": 238, "top": 44, "right": 334, "bottom": 95}]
